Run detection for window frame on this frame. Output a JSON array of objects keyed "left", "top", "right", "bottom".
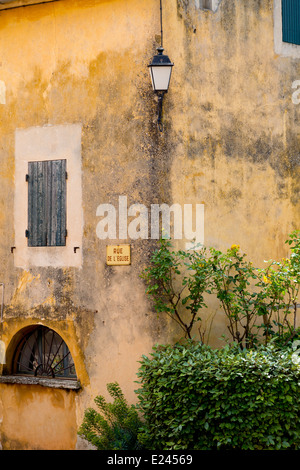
[{"left": 14, "top": 124, "right": 83, "bottom": 268}]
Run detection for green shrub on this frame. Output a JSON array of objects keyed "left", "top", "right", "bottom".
[
  {"left": 78, "top": 382, "right": 144, "bottom": 450},
  {"left": 136, "top": 341, "right": 300, "bottom": 450}
]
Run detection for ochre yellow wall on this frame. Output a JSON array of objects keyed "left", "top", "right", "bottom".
[
  {"left": 0, "top": 383, "right": 77, "bottom": 450},
  {"left": 0, "top": 0, "right": 299, "bottom": 449}
]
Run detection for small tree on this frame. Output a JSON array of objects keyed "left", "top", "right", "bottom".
[
  {"left": 208, "top": 244, "right": 263, "bottom": 349},
  {"left": 142, "top": 231, "right": 300, "bottom": 348},
  {"left": 78, "top": 382, "right": 143, "bottom": 450},
  {"left": 257, "top": 230, "right": 300, "bottom": 345},
  {"left": 141, "top": 238, "right": 213, "bottom": 341}
]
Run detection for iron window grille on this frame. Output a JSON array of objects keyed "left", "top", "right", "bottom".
[{"left": 13, "top": 326, "right": 76, "bottom": 379}]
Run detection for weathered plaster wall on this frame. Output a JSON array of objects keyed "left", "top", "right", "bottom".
[
  {"left": 169, "top": 0, "right": 300, "bottom": 342},
  {"left": 172, "top": 0, "right": 299, "bottom": 259},
  {"left": 0, "top": 0, "right": 173, "bottom": 450},
  {"left": 0, "top": 0, "right": 299, "bottom": 449},
  {"left": 0, "top": 383, "right": 77, "bottom": 450}
]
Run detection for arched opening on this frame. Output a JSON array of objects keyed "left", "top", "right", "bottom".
[{"left": 11, "top": 325, "right": 77, "bottom": 379}]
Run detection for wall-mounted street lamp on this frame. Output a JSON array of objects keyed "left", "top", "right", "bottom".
[{"left": 148, "top": 0, "right": 174, "bottom": 131}]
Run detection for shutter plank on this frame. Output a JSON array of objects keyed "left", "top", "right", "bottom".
[
  {"left": 28, "top": 162, "right": 35, "bottom": 247},
  {"left": 56, "top": 160, "right": 63, "bottom": 246},
  {"left": 28, "top": 161, "right": 46, "bottom": 247},
  {"left": 48, "top": 159, "right": 67, "bottom": 247},
  {"left": 28, "top": 161, "right": 45, "bottom": 247},
  {"left": 60, "top": 159, "right": 67, "bottom": 247},
  {"left": 37, "top": 161, "right": 47, "bottom": 246},
  {"left": 49, "top": 160, "right": 57, "bottom": 246}
]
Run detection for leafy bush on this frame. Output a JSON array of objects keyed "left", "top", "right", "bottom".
[
  {"left": 78, "top": 382, "right": 144, "bottom": 450},
  {"left": 136, "top": 341, "right": 300, "bottom": 450}
]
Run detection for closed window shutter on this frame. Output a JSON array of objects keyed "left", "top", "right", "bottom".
[
  {"left": 282, "top": 0, "right": 300, "bottom": 45},
  {"left": 27, "top": 160, "right": 67, "bottom": 247}
]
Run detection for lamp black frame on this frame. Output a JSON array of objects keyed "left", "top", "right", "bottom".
[
  {"left": 148, "top": 46, "right": 174, "bottom": 130},
  {"left": 148, "top": 0, "right": 174, "bottom": 131}
]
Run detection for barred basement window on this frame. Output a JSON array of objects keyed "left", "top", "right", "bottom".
[
  {"left": 13, "top": 326, "right": 76, "bottom": 379},
  {"left": 26, "top": 159, "right": 67, "bottom": 247}
]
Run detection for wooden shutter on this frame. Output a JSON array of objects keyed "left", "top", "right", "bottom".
[
  {"left": 27, "top": 160, "right": 67, "bottom": 247},
  {"left": 282, "top": 0, "right": 300, "bottom": 45}
]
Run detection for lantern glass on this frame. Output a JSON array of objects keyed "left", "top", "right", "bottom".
[
  {"left": 149, "top": 48, "right": 174, "bottom": 93},
  {"left": 149, "top": 65, "right": 173, "bottom": 92}
]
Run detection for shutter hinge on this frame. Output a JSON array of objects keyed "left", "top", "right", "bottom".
[
  {"left": 65, "top": 229, "right": 68, "bottom": 237},
  {"left": 65, "top": 171, "right": 68, "bottom": 180},
  {"left": 25, "top": 174, "right": 29, "bottom": 182},
  {"left": 25, "top": 230, "right": 29, "bottom": 238}
]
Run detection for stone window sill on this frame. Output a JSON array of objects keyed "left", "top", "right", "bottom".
[{"left": 0, "top": 375, "right": 81, "bottom": 390}]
